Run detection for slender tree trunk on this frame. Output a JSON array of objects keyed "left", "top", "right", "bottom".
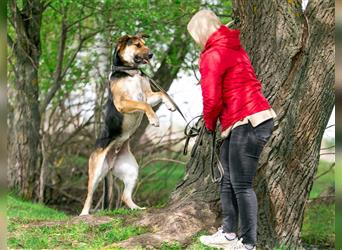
[
  {"left": 8, "top": 0, "right": 43, "bottom": 200},
  {"left": 115, "top": 1, "right": 334, "bottom": 249}
]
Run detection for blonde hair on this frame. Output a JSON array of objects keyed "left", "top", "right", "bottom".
[{"left": 187, "top": 9, "right": 222, "bottom": 48}]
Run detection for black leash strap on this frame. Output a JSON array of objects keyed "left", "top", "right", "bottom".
[
  {"left": 183, "top": 115, "right": 203, "bottom": 155},
  {"left": 149, "top": 77, "right": 187, "bottom": 123},
  {"left": 112, "top": 65, "right": 139, "bottom": 72},
  {"left": 210, "top": 131, "right": 224, "bottom": 183},
  {"left": 183, "top": 115, "right": 224, "bottom": 183}
]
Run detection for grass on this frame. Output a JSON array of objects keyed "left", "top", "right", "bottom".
[
  {"left": 300, "top": 159, "right": 335, "bottom": 248},
  {"left": 301, "top": 203, "right": 335, "bottom": 247},
  {"left": 7, "top": 159, "right": 335, "bottom": 249},
  {"left": 7, "top": 195, "right": 146, "bottom": 249}
]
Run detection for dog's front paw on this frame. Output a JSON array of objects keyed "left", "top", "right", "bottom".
[
  {"left": 168, "top": 105, "right": 176, "bottom": 112},
  {"left": 164, "top": 101, "right": 176, "bottom": 112},
  {"left": 148, "top": 116, "right": 159, "bottom": 127}
]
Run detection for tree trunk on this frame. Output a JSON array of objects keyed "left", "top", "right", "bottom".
[
  {"left": 232, "top": 0, "right": 334, "bottom": 248},
  {"left": 8, "top": 0, "right": 43, "bottom": 200},
  {"left": 114, "top": 1, "right": 334, "bottom": 249}
]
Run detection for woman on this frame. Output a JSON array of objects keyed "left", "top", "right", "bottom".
[{"left": 187, "top": 10, "right": 277, "bottom": 250}]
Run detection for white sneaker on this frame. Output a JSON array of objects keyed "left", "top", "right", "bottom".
[
  {"left": 199, "top": 227, "right": 239, "bottom": 249},
  {"left": 224, "top": 238, "right": 256, "bottom": 250}
]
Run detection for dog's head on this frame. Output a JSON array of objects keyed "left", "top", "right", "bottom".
[{"left": 113, "top": 33, "right": 153, "bottom": 66}]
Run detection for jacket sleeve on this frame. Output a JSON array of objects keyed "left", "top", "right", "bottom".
[{"left": 199, "top": 50, "right": 225, "bottom": 132}]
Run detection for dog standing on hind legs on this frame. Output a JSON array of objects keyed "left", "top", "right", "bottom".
[{"left": 80, "top": 33, "right": 176, "bottom": 216}]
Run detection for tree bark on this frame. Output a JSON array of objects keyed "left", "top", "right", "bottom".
[
  {"left": 232, "top": 0, "right": 334, "bottom": 248},
  {"left": 115, "top": 1, "right": 334, "bottom": 249},
  {"left": 8, "top": 0, "right": 44, "bottom": 200}
]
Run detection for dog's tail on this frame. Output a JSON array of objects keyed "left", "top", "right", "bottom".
[
  {"left": 101, "top": 140, "right": 124, "bottom": 210},
  {"left": 102, "top": 175, "right": 110, "bottom": 209}
]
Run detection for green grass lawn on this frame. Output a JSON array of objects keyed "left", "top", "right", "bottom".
[
  {"left": 7, "top": 159, "right": 335, "bottom": 249},
  {"left": 7, "top": 195, "right": 147, "bottom": 249},
  {"left": 301, "top": 203, "right": 335, "bottom": 248},
  {"left": 301, "top": 159, "right": 335, "bottom": 248}
]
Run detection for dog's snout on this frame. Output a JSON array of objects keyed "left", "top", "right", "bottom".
[{"left": 148, "top": 53, "right": 153, "bottom": 59}]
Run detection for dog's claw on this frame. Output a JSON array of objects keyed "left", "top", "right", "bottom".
[
  {"left": 169, "top": 106, "right": 176, "bottom": 112},
  {"left": 149, "top": 118, "right": 159, "bottom": 127},
  {"left": 165, "top": 102, "right": 176, "bottom": 112}
]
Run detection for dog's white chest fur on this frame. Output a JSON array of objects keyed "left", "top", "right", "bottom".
[
  {"left": 120, "top": 74, "right": 149, "bottom": 138},
  {"left": 124, "top": 74, "right": 147, "bottom": 102}
]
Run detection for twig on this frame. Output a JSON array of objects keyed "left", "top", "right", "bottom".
[
  {"left": 319, "top": 153, "right": 335, "bottom": 156},
  {"left": 325, "top": 124, "right": 335, "bottom": 130},
  {"left": 314, "top": 162, "right": 335, "bottom": 181},
  {"left": 94, "top": 196, "right": 104, "bottom": 212},
  {"left": 320, "top": 145, "right": 335, "bottom": 150},
  {"left": 141, "top": 157, "right": 186, "bottom": 169},
  {"left": 46, "top": 184, "right": 83, "bottom": 203}
]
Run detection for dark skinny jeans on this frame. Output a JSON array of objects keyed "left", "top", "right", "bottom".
[{"left": 220, "top": 118, "right": 274, "bottom": 245}]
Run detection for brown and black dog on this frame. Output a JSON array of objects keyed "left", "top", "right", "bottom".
[{"left": 80, "top": 33, "right": 176, "bottom": 215}]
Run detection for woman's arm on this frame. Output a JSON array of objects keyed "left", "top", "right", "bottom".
[{"left": 200, "top": 50, "right": 225, "bottom": 132}]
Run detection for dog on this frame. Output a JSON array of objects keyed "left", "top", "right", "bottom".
[{"left": 80, "top": 33, "right": 176, "bottom": 215}]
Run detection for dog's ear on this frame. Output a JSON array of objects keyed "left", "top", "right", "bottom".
[
  {"left": 116, "top": 35, "right": 132, "bottom": 51},
  {"left": 113, "top": 35, "right": 132, "bottom": 66},
  {"left": 135, "top": 32, "right": 150, "bottom": 39},
  {"left": 112, "top": 46, "right": 120, "bottom": 66}
]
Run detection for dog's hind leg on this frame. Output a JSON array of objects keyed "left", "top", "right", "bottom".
[
  {"left": 80, "top": 149, "right": 110, "bottom": 216},
  {"left": 113, "top": 141, "right": 144, "bottom": 209}
]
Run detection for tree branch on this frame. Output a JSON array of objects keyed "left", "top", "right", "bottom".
[
  {"left": 7, "top": 34, "right": 14, "bottom": 49},
  {"left": 314, "top": 162, "right": 335, "bottom": 181},
  {"left": 40, "top": 7, "right": 68, "bottom": 112},
  {"left": 141, "top": 158, "right": 186, "bottom": 169}
]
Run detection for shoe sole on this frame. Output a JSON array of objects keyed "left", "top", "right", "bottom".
[{"left": 200, "top": 241, "right": 234, "bottom": 249}]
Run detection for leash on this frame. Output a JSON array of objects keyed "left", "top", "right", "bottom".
[
  {"left": 142, "top": 61, "right": 187, "bottom": 123},
  {"left": 183, "top": 115, "right": 203, "bottom": 155},
  {"left": 210, "top": 130, "right": 224, "bottom": 183},
  {"left": 141, "top": 70, "right": 187, "bottom": 123},
  {"left": 183, "top": 115, "right": 224, "bottom": 183}
]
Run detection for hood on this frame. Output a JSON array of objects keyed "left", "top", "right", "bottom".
[{"left": 203, "top": 25, "right": 241, "bottom": 52}]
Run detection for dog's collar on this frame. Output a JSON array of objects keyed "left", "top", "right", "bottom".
[{"left": 111, "top": 65, "right": 140, "bottom": 77}]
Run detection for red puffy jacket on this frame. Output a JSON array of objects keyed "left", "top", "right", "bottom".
[{"left": 199, "top": 25, "right": 271, "bottom": 132}]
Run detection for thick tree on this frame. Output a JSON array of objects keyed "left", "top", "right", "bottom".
[
  {"left": 7, "top": 0, "right": 44, "bottom": 200},
  {"left": 115, "top": 0, "right": 334, "bottom": 249}
]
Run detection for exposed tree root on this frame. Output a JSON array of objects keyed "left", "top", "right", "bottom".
[{"left": 106, "top": 200, "right": 218, "bottom": 249}]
